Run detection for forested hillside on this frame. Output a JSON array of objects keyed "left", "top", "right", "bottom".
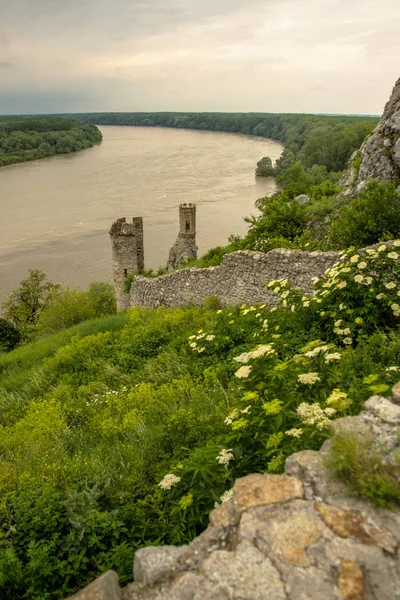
[
  {"left": 0, "top": 117, "right": 102, "bottom": 167},
  {"left": 72, "top": 111, "right": 378, "bottom": 174}
]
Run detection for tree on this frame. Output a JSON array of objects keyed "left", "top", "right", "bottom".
[
  {"left": 87, "top": 282, "right": 116, "bottom": 316},
  {"left": 2, "top": 270, "right": 60, "bottom": 339},
  {"left": 255, "top": 156, "right": 275, "bottom": 177},
  {"left": 0, "top": 319, "right": 21, "bottom": 352}
]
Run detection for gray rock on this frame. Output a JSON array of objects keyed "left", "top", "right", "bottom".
[
  {"left": 294, "top": 194, "right": 310, "bottom": 205},
  {"left": 133, "top": 545, "right": 188, "bottom": 586},
  {"left": 68, "top": 571, "right": 121, "bottom": 600}
]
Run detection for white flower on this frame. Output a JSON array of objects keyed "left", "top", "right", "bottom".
[
  {"left": 216, "top": 448, "right": 234, "bottom": 467},
  {"left": 158, "top": 474, "right": 181, "bottom": 490},
  {"left": 334, "top": 320, "right": 342, "bottom": 327},
  {"left": 366, "top": 248, "right": 376, "bottom": 254},
  {"left": 388, "top": 252, "right": 399, "bottom": 260},
  {"left": 291, "top": 304, "right": 296, "bottom": 312},
  {"left": 393, "top": 241, "right": 400, "bottom": 247},
  {"left": 325, "top": 352, "right": 342, "bottom": 363},
  {"left": 206, "top": 334, "right": 215, "bottom": 341},
  {"left": 391, "top": 303, "right": 400, "bottom": 312},
  {"left": 298, "top": 372, "right": 321, "bottom": 385},
  {"left": 220, "top": 488, "right": 234, "bottom": 504},
  {"left": 189, "top": 342, "right": 197, "bottom": 349},
  {"left": 343, "top": 337, "right": 353, "bottom": 345},
  {"left": 358, "top": 262, "right": 367, "bottom": 270},
  {"left": 297, "top": 403, "right": 332, "bottom": 430},
  {"left": 233, "top": 352, "right": 251, "bottom": 364},
  {"left": 188, "top": 335, "right": 196, "bottom": 340},
  {"left": 235, "top": 365, "right": 252, "bottom": 379},
  {"left": 224, "top": 409, "right": 239, "bottom": 425},
  {"left": 364, "top": 277, "right": 373, "bottom": 285},
  {"left": 262, "top": 319, "right": 269, "bottom": 329},
  {"left": 241, "top": 405, "right": 251, "bottom": 414},
  {"left": 387, "top": 366, "right": 400, "bottom": 372},
  {"left": 197, "top": 347, "right": 206, "bottom": 353},
  {"left": 376, "top": 293, "right": 386, "bottom": 299},
  {"left": 354, "top": 275, "right": 364, "bottom": 283},
  {"left": 285, "top": 428, "right": 303, "bottom": 438},
  {"left": 337, "top": 281, "right": 347, "bottom": 289},
  {"left": 250, "top": 344, "right": 275, "bottom": 358},
  {"left": 385, "top": 282, "right": 396, "bottom": 290},
  {"left": 377, "top": 245, "right": 387, "bottom": 252},
  {"left": 304, "top": 345, "right": 329, "bottom": 358},
  {"left": 303, "top": 301, "right": 310, "bottom": 307},
  {"left": 350, "top": 255, "right": 359, "bottom": 263},
  {"left": 343, "top": 328, "right": 351, "bottom": 335}
]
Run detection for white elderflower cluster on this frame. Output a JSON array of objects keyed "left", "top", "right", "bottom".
[
  {"left": 325, "top": 352, "right": 342, "bottom": 363},
  {"left": 325, "top": 388, "right": 351, "bottom": 411},
  {"left": 303, "top": 345, "right": 330, "bottom": 358},
  {"left": 298, "top": 372, "right": 321, "bottom": 385},
  {"left": 158, "top": 473, "right": 181, "bottom": 490},
  {"left": 220, "top": 488, "right": 234, "bottom": 504},
  {"left": 233, "top": 344, "right": 275, "bottom": 364},
  {"left": 234, "top": 365, "right": 252, "bottom": 379},
  {"left": 285, "top": 428, "right": 304, "bottom": 438},
  {"left": 224, "top": 409, "right": 239, "bottom": 425},
  {"left": 188, "top": 329, "right": 217, "bottom": 353},
  {"left": 216, "top": 448, "right": 234, "bottom": 467},
  {"left": 297, "top": 403, "right": 336, "bottom": 430}
]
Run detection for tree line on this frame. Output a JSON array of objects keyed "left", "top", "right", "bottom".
[
  {"left": 0, "top": 117, "right": 102, "bottom": 167},
  {"left": 70, "top": 111, "right": 378, "bottom": 174}
]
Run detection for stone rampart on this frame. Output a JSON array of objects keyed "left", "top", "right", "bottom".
[{"left": 130, "top": 248, "right": 340, "bottom": 308}]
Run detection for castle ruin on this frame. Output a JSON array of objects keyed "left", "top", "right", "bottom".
[
  {"left": 109, "top": 217, "right": 144, "bottom": 311},
  {"left": 167, "top": 203, "right": 198, "bottom": 270}
]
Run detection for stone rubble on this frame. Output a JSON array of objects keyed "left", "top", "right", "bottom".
[{"left": 68, "top": 387, "right": 400, "bottom": 600}]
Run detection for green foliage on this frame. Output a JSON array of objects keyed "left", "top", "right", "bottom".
[
  {"left": 2, "top": 270, "right": 60, "bottom": 340},
  {"left": 327, "top": 433, "right": 400, "bottom": 507},
  {"left": 0, "top": 117, "right": 102, "bottom": 167},
  {"left": 329, "top": 181, "right": 400, "bottom": 248},
  {"left": 245, "top": 195, "right": 308, "bottom": 242},
  {"left": 0, "top": 319, "right": 21, "bottom": 352},
  {"left": 0, "top": 244, "right": 400, "bottom": 596},
  {"left": 255, "top": 156, "right": 275, "bottom": 177}
]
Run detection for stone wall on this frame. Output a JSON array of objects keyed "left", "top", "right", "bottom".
[
  {"left": 68, "top": 385, "right": 400, "bottom": 600},
  {"left": 130, "top": 248, "right": 340, "bottom": 309}
]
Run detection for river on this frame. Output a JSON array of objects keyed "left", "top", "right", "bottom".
[{"left": 0, "top": 126, "right": 282, "bottom": 302}]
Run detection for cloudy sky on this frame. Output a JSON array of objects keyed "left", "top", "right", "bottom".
[{"left": 0, "top": 0, "right": 399, "bottom": 115}]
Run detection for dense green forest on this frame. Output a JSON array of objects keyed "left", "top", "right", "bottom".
[
  {"left": 72, "top": 111, "right": 378, "bottom": 174},
  {"left": 0, "top": 117, "right": 102, "bottom": 167}
]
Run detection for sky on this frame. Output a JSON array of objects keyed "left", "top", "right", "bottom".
[{"left": 0, "top": 0, "right": 399, "bottom": 115}]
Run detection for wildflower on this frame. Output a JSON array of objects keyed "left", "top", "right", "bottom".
[
  {"left": 188, "top": 335, "right": 196, "bottom": 339},
  {"left": 364, "top": 277, "right": 373, "bottom": 285},
  {"left": 189, "top": 342, "right": 197, "bottom": 349},
  {"left": 387, "top": 366, "right": 400, "bottom": 372},
  {"left": 235, "top": 365, "right": 252, "bottom": 379},
  {"left": 197, "top": 347, "right": 206, "bottom": 353},
  {"left": 358, "top": 262, "right": 367, "bottom": 270},
  {"left": 304, "top": 345, "right": 329, "bottom": 358},
  {"left": 354, "top": 275, "right": 364, "bottom": 283},
  {"left": 350, "top": 255, "right": 359, "bottom": 263},
  {"left": 242, "top": 309, "right": 250, "bottom": 315},
  {"left": 270, "top": 307, "right": 277, "bottom": 312},
  {"left": 320, "top": 311, "right": 326, "bottom": 316},
  {"left": 312, "top": 276, "right": 320, "bottom": 283},
  {"left": 216, "top": 448, "right": 234, "bottom": 467},
  {"left": 233, "top": 351, "right": 251, "bottom": 364},
  {"left": 158, "top": 473, "right": 181, "bottom": 490},
  {"left": 298, "top": 372, "right": 320, "bottom": 385},
  {"left": 355, "top": 317, "right": 363, "bottom": 325},
  {"left": 376, "top": 293, "right": 386, "bottom": 299},
  {"left": 343, "top": 337, "right": 353, "bottom": 345},
  {"left": 366, "top": 248, "right": 376, "bottom": 254},
  {"left": 388, "top": 252, "right": 399, "bottom": 260},
  {"left": 282, "top": 299, "right": 287, "bottom": 308},
  {"left": 179, "top": 492, "right": 194, "bottom": 510},
  {"left": 334, "top": 320, "right": 342, "bottom": 327},
  {"left": 263, "top": 398, "right": 283, "bottom": 415},
  {"left": 385, "top": 282, "right": 396, "bottom": 290},
  {"left": 224, "top": 409, "right": 239, "bottom": 425},
  {"left": 297, "top": 403, "right": 332, "bottom": 430},
  {"left": 326, "top": 389, "right": 351, "bottom": 411},
  {"left": 281, "top": 291, "right": 290, "bottom": 299},
  {"left": 325, "top": 352, "right": 342, "bottom": 363},
  {"left": 197, "top": 329, "right": 203, "bottom": 334},
  {"left": 252, "top": 344, "right": 275, "bottom": 358},
  {"left": 262, "top": 319, "right": 269, "bottom": 329},
  {"left": 377, "top": 245, "right": 387, "bottom": 252},
  {"left": 206, "top": 334, "right": 215, "bottom": 341},
  {"left": 291, "top": 304, "right": 296, "bottom": 312},
  {"left": 216, "top": 309, "right": 223, "bottom": 314},
  {"left": 220, "top": 489, "right": 233, "bottom": 504},
  {"left": 272, "top": 334, "right": 281, "bottom": 339},
  {"left": 343, "top": 328, "right": 351, "bottom": 335},
  {"left": 285, "top": 428, "right": 304, "bottom": 438},
  {"left": 303, "top": 301, "right": 310, "bottom": 307},
  {"left": 241, "top": 405, "right": 251, "bottom": 414},
  {"left": 337, "top": 281, "right": 347, "bottom": 289},
  {"left": 273, "top": 286, "right": 280, "bottom": 294},
  {"left": 394, "top": 241, "right": 400, "bottom": 247},
  {"left": 229, "top": 319, "right": 235, "bottom": 324},
  {"left": 341, "top": 267, "right": 351, "bottom": 273},
  {"left": 391, "top": 303, "right": 400, "bottom": 312}
]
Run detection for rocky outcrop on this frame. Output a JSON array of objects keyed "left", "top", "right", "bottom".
[
  {"left": 167, "top": 234, "right": 198, "bottom": 270},
  {"left": 68, "top": 387, "right": 400, "bottom": 600},
  {"left": 342, "top": 77, "right": 400, "bottom": 196}
]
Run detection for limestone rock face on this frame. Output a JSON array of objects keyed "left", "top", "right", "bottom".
[
  {"left": 342, "top": 77, "right": 400, "bottom": 196},
  {"left": 167, "top": 234, "right": 198, "bottom": 270},
  {"left": 68, "top": 386, "right": 400, "bottom": 600}
]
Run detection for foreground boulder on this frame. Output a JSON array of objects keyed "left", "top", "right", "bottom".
[{"left": 68, "top": 388, "right": 400, "bottom": 600}]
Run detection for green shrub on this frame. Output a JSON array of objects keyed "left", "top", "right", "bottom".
[
  {"left": 0, "top": 319, "right": 21, "bottom": 352},
  {"left": 329, "top": 181, "right": 400, "bottom": 248}
]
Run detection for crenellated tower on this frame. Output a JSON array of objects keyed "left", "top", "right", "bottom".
[
  {"left": 109, "top": 217, "right": 144, "bottom": 311},
  {"left": 167, "top": 204, "right": 198, "bottom": 269}
]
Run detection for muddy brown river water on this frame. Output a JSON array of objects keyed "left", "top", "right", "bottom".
[{"left": 0, "top": 125, "right": 283, "bottom": 302}]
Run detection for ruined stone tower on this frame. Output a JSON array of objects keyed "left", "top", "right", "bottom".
[
  {"left": 167, "top": 204, "right": 198, "bottom": 269},
  {"left": 109, "top": 217, "right": 144, "bottom": 311}
]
